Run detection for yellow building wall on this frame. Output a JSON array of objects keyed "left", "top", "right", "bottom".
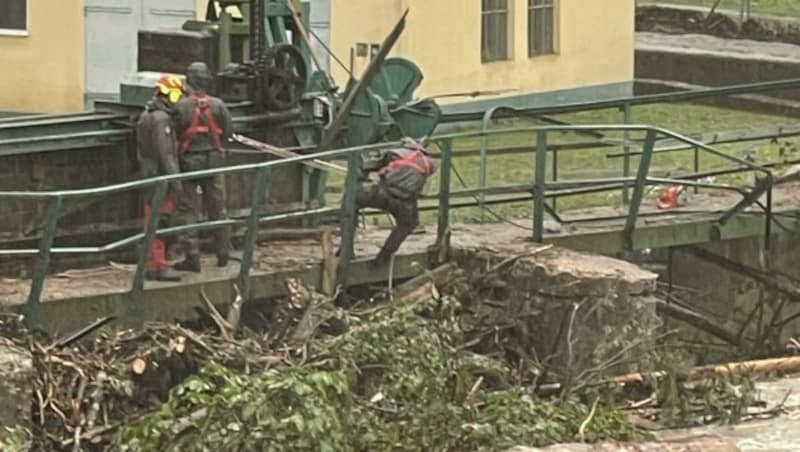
[
  {"left": 330, "top": 0, "right": 634, "bottom": 102},
  {"left": 0, "top": 0, "right": 86, "bottom": 113}
]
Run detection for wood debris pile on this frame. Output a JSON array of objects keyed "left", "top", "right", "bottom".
[{"left": 2, "top": 255, "right": 800, "bottom": 451}]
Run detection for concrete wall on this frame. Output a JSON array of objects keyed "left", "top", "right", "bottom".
[
  {"left": 330, "top": 0, "right": 635, "bottom": 103},
  {"left": 635, "top": 48, "right": 800, "bottom": 101},
  {"left": 0, "top": 0, "right": 85, "bottom": 113}
]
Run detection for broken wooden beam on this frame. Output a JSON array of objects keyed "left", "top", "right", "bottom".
[{"left": 655, "top": 299, "right": 741, "bottom": 346}]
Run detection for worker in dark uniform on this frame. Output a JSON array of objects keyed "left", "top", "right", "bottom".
[
  {"left": 136, "top": 74, "right": 185, "bottom": 281},
  {"left": 173, "top": 62, "right": 234, "bottom": 272},
  {"left": 355, "top": 137, "right": 437, "bottom": 265}
]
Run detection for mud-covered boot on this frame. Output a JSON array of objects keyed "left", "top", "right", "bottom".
[
  {"left": 174, "top": 255, "right": 201, "bottom": 273},
  {"left": 146, "top": 268, "right": 182, "bottom": 282}
]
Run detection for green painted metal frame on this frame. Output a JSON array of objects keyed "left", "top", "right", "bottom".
[
  {"left": 472, "top": 78, "right": 800, "bottom": 223},
  {"left": 238, "top": 167, "right": 272, "bottom": 298},
  {"left": 0, "top": 122, "right": 777, "bottom": 328}
]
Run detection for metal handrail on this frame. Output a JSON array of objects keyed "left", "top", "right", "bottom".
[
  {"left": 0, "top": 124, "right": 776, "bottom": 327},
  {"left": 468, "top": 78, "right": 800, "bottom": 219}
]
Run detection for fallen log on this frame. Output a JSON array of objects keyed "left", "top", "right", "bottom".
[
  {"left": 655, "top": 300, "right": 741, "bottom": 346},
  {"left": 537, "top": 356, "right": 800, "bottom": 396},
  {"left": 505, "top": 434, "right": 740, "bottom": 451}
]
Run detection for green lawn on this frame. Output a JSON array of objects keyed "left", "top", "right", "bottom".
[
  {"left": 326, "top": 103, "right": 798, "bottom": 227},
  {"left": 637, "top": 0, "right": 800, "bottom": 18}
]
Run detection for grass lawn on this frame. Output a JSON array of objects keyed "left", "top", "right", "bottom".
[
  {"left": 637, "top": 0, "right": 800, "bottom": 18},
  {"left": 325, "top": 102, "right": 798, "bottom": 227}
]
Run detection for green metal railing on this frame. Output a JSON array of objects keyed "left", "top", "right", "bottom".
[
  {"left": 0, "top": 123, "right": 776, "bottom": 327},
  {"left": 471, "top": 77, "right": 800, "bottom": 221}
]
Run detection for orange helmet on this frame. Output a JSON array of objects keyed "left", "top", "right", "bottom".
[{"left": 155, "top": 74, "right": 184, "bottom": 104}]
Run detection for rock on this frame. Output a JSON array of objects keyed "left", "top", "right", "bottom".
[
  {"left": 506, "top": 434, "right": 740, "bottom": 451},
  {"left": 0, "top": 340, "right": 32, "bottom": 441},
  {"left": 453, "top": 244, "right": 661, "bottom": 377}
]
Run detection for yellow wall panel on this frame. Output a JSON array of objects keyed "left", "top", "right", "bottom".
[
  {"left": 0, "top": 0, "right": 86, "bottom": 113},
  {"left": 330, "top": 0, "right": 634, "bottom": 102}
]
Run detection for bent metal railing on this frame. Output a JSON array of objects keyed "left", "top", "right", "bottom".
[{"left": 0, "top": 124, "right": 775, "bottom": 327}]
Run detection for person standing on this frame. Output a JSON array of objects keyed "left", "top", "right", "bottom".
[
  {"left": 136, "top": 74, "right": 185, "bottom": 281},
  {"left": 173, "top": 62, "right": 234, "bottom": 272}
]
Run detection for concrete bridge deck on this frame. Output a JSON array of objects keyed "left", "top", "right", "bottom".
[{"left": 3, "top": 181, "right": 800, "bottom": 332}]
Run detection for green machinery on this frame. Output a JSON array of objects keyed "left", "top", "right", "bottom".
[{"left": 109, "top": 0, "right": 441, "bottom": 210}]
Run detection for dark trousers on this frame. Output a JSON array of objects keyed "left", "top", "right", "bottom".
[
  {"left": 356, "top": 183, "right": 419, "bottom": 261},
  {"left": 175, "top": 175, "right": 230, "bottom": 259}
]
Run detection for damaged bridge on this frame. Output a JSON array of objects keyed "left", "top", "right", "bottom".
[{"left": 1, "top": 117, "right": 799, "bottom": 334}]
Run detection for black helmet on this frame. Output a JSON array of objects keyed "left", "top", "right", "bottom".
[{"left": 186, "top": 62, "right": 213, "bottom": 93}]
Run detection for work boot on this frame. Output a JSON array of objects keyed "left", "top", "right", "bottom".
[
  {"left": 146, "top": 269, "right": 182, "bottom": 282},
  {"left": 217, "top": 253, "right": 229, "bottom": 268},
  {"left": 174, "top": 255, "right": 202, "bottom": 272}
]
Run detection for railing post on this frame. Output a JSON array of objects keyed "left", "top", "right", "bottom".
[
  {"left": 301, "top": 168, "right": 311, "bottom": 228},
  {"left": 551, "top": 147, "right": 558, "bottom": 212},
  {"left": 130, "top": 181, "right": 168, "bottom": 298},
  {"left": 24, "top": 196, "right": 63, "bottom": 327},
  {"left": 693, "top": 145, "right": 700, "bottom": 194},
  {"left": 533, "top": 130, "right": 547, "bottom": 242},
  {"left": 436, "top": 138, "right": 453, "bottom": 246},
  {"left": 623, "top": 129, "right": 657, "bottom": 250},
  {"left": 336, "top": 151, "right": 362, "bottom": 287},
  {"left": 622, "top": 103, "right": 632, "bottom": 204},
  {"left": 238, "top": 167, "right": 272, "bottom": 299},
  {"left": 478, "top": 107, "right": 498, "bottom": 223}
]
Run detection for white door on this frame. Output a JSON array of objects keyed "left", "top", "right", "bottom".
[{"left": 84, "top": 0, "right": 197, "bottom": 108}]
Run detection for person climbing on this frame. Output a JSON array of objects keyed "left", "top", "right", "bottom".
[
  {"left": 173, "top": 62, "right": 234, "bottom": 273},
  {"left": 353, "top": 137, "right": 437, "bottom": 265},
  {"left": 136, "top": 74, "right": 185, "bottom": 281}
]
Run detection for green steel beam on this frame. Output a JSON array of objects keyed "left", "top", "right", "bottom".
[
  {"left": 238, "top": 167, "right": 272, "bottom": 298},
  {"left": 623, "top": 129, "right": 657, "bottom": 250},
  {"left": 337, "top": 151, "right": 362, "bottom": 286},
  {"left": 24, "top": 196, "right": 62, "bottom": 327},
  {"left": 546, "top": 211, "right": 800, "bottom": 255},
  {"left": 533, "top": 130, "right": 547, "bottom": 242},
  {"left": 437, "top": 138, "right": 453, "bottom": 243}
]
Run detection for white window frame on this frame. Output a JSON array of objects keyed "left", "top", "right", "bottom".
[{"left": 0, "top": 0, "right": 29, "bottom": 37}]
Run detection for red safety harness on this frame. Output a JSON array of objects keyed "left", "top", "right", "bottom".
[
  {"left": 379, "top": 149, "right": 433, "bottom": 177},
  {"left": 179, "top": 94, "right": 225, "bottom": 154}
]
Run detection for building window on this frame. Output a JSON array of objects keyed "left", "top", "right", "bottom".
[
  {"left": 529, "top": 0, "right": 556, "bottom": 56},
  {"left": 481, "top": 0, "right": 509, "bottom": 63},
  {"left": 0, "top": 0, "right": 27, "bottom": 35}
]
